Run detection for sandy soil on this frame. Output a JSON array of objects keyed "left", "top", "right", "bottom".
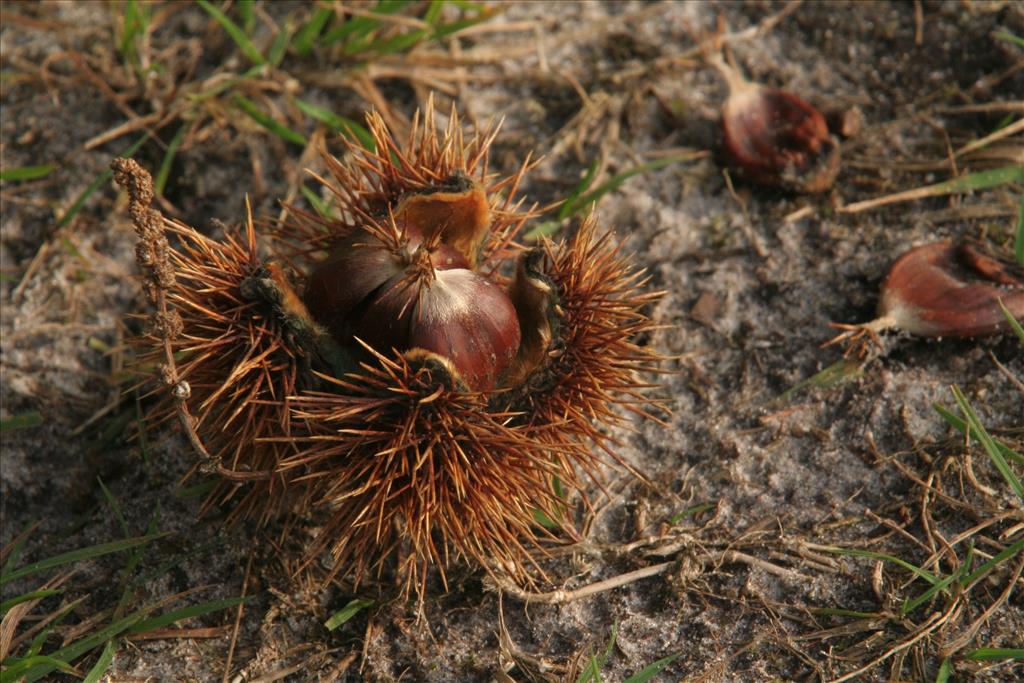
[{"left": 2, "top": 2, "right": 1022, "bottom": 681}]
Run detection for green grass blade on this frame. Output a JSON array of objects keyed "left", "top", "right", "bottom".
[
  {"left": 965, "top": 647, "right": 1024, "bottom": 661},
  {"left": 669, "top": 502, "right": 714, "bottom": 525},
  {"left": 566, "top": 152, "right": 703, "bottom": 217},
  {"left": 431, "top": 9, "right": 498, "bottom": 40},
  {"left": 528, "top": 154, "right": 700, "bottom": 240},
  {"left": 778, "top": 358, "right": 864, "bottom": 401},
  {"left": 961, "top": 537, "right": 1024, "bottom": 588},
  {"left": 292, "top": 97, "right": 375, "bottom": 148},
  {"left": 196, "top": 0, "right": 265, "bottom": 65},
  {"left": 819, "top": 546, "right": 939, "bottom": 585},
  {"left": 18, "top": 594, "right": 243, "bottom": 682},
  {"left": 993, "top": 31, "right": 1024, "bottom": 49},
  {"left": 0, "top": 655, "right": 78, "bottom": 682},
  {"left": 0, "top": 533, "right": 169, "bottom": 587},
  {"left": 293, "top": 6, "right": 334, "bottom": 55},
  {"left": 1, "top": 411, "right": 43, "bottom": 433},
  {"left": 934, "top": 657, "right": 952, "bottom": 683},
  {"left": 951, "top": 385, "right": 1024, "bottom": 500},
  {"left": 0, "top": 589, "right": 62, "bottom": 615},
  {"left": 19, "top": 612, "right": 152, "bottom": 682},
  {"left": 558, "top": 160, "right": 600, "bottom": 220},
  {"left": 934, "top": 404, "right": 1024, "bottom": 465},
  {"left": 842, "top": 165, "right": 1024, "bottom": 213},
  {"left": 1000, "top": 298, "right": 1024, "bottom": 342},
  {"left": 25, "top": 601, "right": 79, "bottom": 658},
  {"left": 576, "top": 621, "right": 618, "bottom": 683},
  {"left": 901, "top": 544, "right": 972, "bottom": 615},
  {"left": 59, "top": 132, "right": 148, "bottom": 229},
  {"left": 81, "top": 639, "right": 117, "bottom": 683},
  {"left": 301, "top": 185, "right": 335, "bottom": 218},
  {"left": 624, "top": 654, "right": 681, "bottom": 683},
  {"left": 128, "top": 596, "right": 247, "bottom": 633},
  {"left": 325, "top": 598, "right": 373, "bottom": 630},
  {"left": 267, "top": 21, "right": 295, "bottom": 67},
  {"left": 0, "top": 164, "right": 56, "bottom": 181},
  {"left": 234, "top": 95, "right": 307, "bottom": 146},
  {"left": 321, "top": 0, "right": 412, "bottom": 47},
  {"left": 237, "top": 0, "right": 256, "bottom": 32},
  {"left": 154, "top": 122, "right": 188, "bottom": 197},
  {"left": 1016, "top": 190, "right": 1023, "bottom": 265}
]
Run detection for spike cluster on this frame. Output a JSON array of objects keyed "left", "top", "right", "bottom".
[{"left": 118, "top": 100, "right": 663, "bottom": 595}]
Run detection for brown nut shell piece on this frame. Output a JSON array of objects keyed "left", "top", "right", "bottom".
[
  {"left": 879, "top": 241, "right": 1024, "bottom": 338},
  {"left": 713, "top": 56, "right": 841, "bottom": 193}
]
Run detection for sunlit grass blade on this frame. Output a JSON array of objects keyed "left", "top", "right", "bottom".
[
  {"left": 127, "top": 596, "right": 247, "bottom": 633},
  {"left": 293, "top": 6, "right": 334, "bottom": 55},
  {"left": 81, "top": 639, "right": 116, "bottom": 683},
  {"left": 567, "top": 152, "right": 704, "bottom": 217},
  {"left": 292, "top": 97, "right": 375, "bottom": 148},
  {"left": 234, "top": 95, "right": 307, "bottom": 146},
  {"left": 934, "top": 404, "right": 1024, "bottom": 466},
  {"left": 951, "top": 385, "right": 1024, "bottom": 500},
  {"left": 1, "top": 589, "right": 62, "bottom": 615},
  {"left": 267, "top": 21, "right": 295, "bottom": 67},
  {"left": 818, "top": 546, "right": 939, "bottom": 585},
  {"left": 965, "top": 647, "right": 1024, "bottom": 661},
  {"left": 840, "top": 164, "right": 1024, "bottom": 213},
  {"left": 431, "top": 7, "right": 499, "bottom": 40},
  {"left": 961, "top": 538, "right": 1024, "bottom": 588},
  {"left": 1, "top": 411, "right": 43, "bottom": 433},
  {"left": 528, "top": 152, "right": 702, "bottom": 239},
  {"left": 1000, "top": 299, "right": 1024, "bottom": 342},
  {"left": 154, "top": 123, "right": 188, "bottom": 197},
  {"left": 0, "top": 164, "right": 56, "bottom": 182},
  {"left": 994, "top": 31, "right": 1024, "bottom": 49},
  {"left": 301, "top": 185, "right": 336, "bottom": 218},
  {"left": 778, "top": 358, "right": 863, "bottom": 402},
  {"left": 900, "top": 544, "right": 972, "bottom": 615},
  {"left": 624, "top": 654, "right": 681, "bottom": 683},
  {"left": 196, "top": 0, "right": 265, "bottom": 66},
  {"left": 321, "top": 0, "right": 411, "bottom": 47},
  {"left": 0, "top": 533, "right": 169, "bottom": 587},
  {"left": 325, "top": 598, "right": 373, "bottom": 630},
  {"left": 558, "top": 160, "right": 600, "bottom": 220}
]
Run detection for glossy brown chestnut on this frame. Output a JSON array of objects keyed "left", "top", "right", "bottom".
[{"left": 304, "top": 176, "right": 522, "bottom": 391}]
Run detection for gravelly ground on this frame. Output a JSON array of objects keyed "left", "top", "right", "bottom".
[{"left": 2, "top": 2, "right": 1022, "bottom": 681}]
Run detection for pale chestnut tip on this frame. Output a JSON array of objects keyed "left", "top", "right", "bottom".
[{"left": 712, "top": 55, "right": 841, "bottom": 194}]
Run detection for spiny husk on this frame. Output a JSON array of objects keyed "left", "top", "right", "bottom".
[
  {"left": 276, "top": 96, "right": 536, "bottom": 268},
  {"left": 135, "top": 214, "right": 305, "bottom": 524},
  {"left": 281, "top": 348, "right": 581, "bottom": 595},
  {"left": 515, "top": 215, "right": 667, "bottom": 453},
  {"left": 125, "top": 101, "right": 664, "bottom": 599},
  {"left": 277, "top": 215, "right": 664, "bottom": 593}
]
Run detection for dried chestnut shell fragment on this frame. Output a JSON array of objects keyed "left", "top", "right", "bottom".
[
  {"left": 712, "top": 56, "right": 841, "bottom": 193},
  {"left": 828, "top": 241, "right": 1024, "bottom": 356},
  {"left": 879, "top": 241, "right": 1024, "bottom": 338}
]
